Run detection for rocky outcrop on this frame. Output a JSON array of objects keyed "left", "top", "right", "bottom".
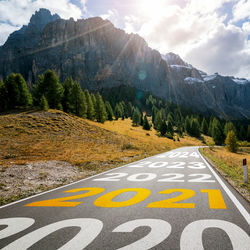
[{"left": 0, "top": 9, "right": 249, "bottom": 119}]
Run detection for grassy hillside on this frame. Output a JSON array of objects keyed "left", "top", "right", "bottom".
[
  {"left": 200, "top": 147, "right": 250, "bottom": 201},
  {"left": 0, "top": 109, "right": 205, "bottom": 205},
  {"left": 0, "top": 110, "right": 204, "bottom": 167}
]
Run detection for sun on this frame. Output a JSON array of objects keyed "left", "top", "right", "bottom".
[{"left": 139, "top": 0, "right": 166, "bottom": 18}]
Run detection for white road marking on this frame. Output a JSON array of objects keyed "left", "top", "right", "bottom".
[
  {"left": 0, "top": 151, "right": 169, "bottom": 209},
  {"left": 180, "top": 219, "right": 250, "bottom": 250},
  {"left": 198, "top": 149, "right": 250, "bottom": 225}
]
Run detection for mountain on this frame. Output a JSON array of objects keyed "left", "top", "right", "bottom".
[{"left": 0, "top": 9, "right": 249, "bottom": 119}]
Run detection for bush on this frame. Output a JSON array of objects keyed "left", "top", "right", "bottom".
[
  {"left": 225, "top": 130, "right": 238, "bottom": 153},
  {"left": 40, "top": 95, "right": 49, "bottom": 111}
]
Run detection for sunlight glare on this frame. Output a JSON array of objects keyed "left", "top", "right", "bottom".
[{"left": 140, "top": 0, "right": 166, "bottom": 18}]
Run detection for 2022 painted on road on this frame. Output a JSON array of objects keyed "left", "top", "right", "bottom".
[{"left": 0, "top": 147, "right": 249, "bottom": 249}]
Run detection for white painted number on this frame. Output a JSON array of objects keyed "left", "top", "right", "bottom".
[
  {"left": 179, "top": 152, "right": 189, "bottom": 158},
  {"left": 166, "top": 152, "right": 200, "bottom": 159},
  {"left": 128, "top": 161, "right": 152, "bottom": 168},
  {"left": 113, "top": 219, "right": 171, "bottom": 250},
  {"left": 93, "top": 173, "right": 128, "bottom": 181},
  {"left": 0, "top": 218, "right": 35, "bottom": 240},
  {"left": 1, "top": 218, "right": 249, "bottom": 249},
  {"left": 167, "top": 162, "right": 185, "bottom": 169},
  {"left": 189, "top": 152, "right": 200, "bottom": 158},
  {"left": 168, "top": 152, "right": 181, "bottom": 158},
  {"left": 148, "top": 162, "right": 168, "bottom": 168},
  {"left": 188, "top": 174, "right": 215, "bottom": 183},
  {"left": 180, "top": 219, "right": 250, "bottom": 250},
  {"left": 158, "top": 174, "right": 185, "bottom": 182},
  {"left": 127, "top": 173, "right": 157, "bottom": 182},
  {"left": 2, "top": 218, "right": 103, "bottom": 250},
  {"left": 188, "top": 162, "right": 206, "bottom": 169}
]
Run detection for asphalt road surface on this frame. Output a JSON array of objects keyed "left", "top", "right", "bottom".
[{"left": 0, "top": 146, "right": 249, "bottom": 249}]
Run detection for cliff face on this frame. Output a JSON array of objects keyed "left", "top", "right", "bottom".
[{"left": 0, "top": 9, "right": 249, "bottom": 119}]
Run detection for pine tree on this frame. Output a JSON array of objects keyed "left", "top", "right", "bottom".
[
  {"left": 224, "top": 122, "right": 236, "bottom": 137},
  {"left": 62, "top": 78, "right": 75, "bottom": 113},
  {"left": 0, "top": 79, "right": 7, "bottom": 111},
  {"left": 72, "top": 82, "right": 87, "bottom": 118},
  {"left": 185, "top": 116, "right": 191, "bottom": 134},
  {"left": 132, "top": 108, "right": 140, "bottom": 126},
  {"left": 238, "top": 125, "right": 246, "bottom": 141},
  {"left": 114, "top": 103, "right": 123, "bottom": 120},
  {"left": 152, "top": 106, "right": 158, "bottom": 124},
  {"left": 95, "top": 93, "right": 107, "bottom": 123},
  {"left": 201, "top": 118, "right": 208, "bottom": 135},
  {"left": 208, "top": 117, "right": 214, "bottom": 136},
  {"left": 15, "top": 74, "right": 32, "bottom": 107},
  {"left": 119, "top": 102, "right": 125, "bottom": 120},
  {"left": 190, "top": 118, "right": 200, "bottom": 138},
  {"left": 5, "top": 73, "right": 32, "bottom": 108},
  {"left": 105, "top": 101, "right": 114, "bottom": 121},
  {"left": 212, "top": 118, "right": 224, "bottom": 145},
  {"left": 40, "top": 95, "right": 49, "bottom": 111},
  {"left": 167, "top": 120, "right": 174, "bottom": 136},
  {"left": 247, "top": 125, "right": 250, "bottom": 142},
  {"left": 225, "top": 130, "right": 238, "bottom": 153},
  {"left": 91, "top": 93, "right": 97, "bottom": 113},
  {"left": 34, "top": 70, "right": 63, "bottom": 109},
  {"left": 127, "top": 102, "right": 134, "bottom": 118},
  {"left": 177, "top": 124, "right": 183, "bottom": 137},
  {"left": 159, "top": 120, "right": 168, "bottom": 136},
  {"left": 120, "top": 101, "right": 128, "bottom": 118},
  {"left": 5, "top": 73, "right": 20, "bottom": 108},
  {"left": 154, "top": 110, "right": 162, "bottom": 131},
  {"left": 167, "top": 112, "right": 174, "bottom": 125},
  {"left": 84, "top": 89, "right": 95, "bottom": 120},
  {"left": 140, "top": 112, "right": 144, "bottom": 126},
  {"left": 143, "top": 115, "right": 151, "bottom": 130}
]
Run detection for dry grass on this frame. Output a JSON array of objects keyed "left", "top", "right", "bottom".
[
  {"left": 0, "top": 110, "right": 207, "bottom": 205},
  {"left": 200, "top": 147, "right": 250, "bottom": 200},
  {"left": 0, "top": 111, "right": 205, "bottom": 170}
]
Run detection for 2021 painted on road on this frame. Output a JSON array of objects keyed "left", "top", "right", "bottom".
[{"left": 0, "top": 147, "right": 249, "bottom": 249}]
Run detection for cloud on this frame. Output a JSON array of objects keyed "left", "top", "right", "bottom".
[
  {"left": 121, "top": 0, "right": 250, "bottom": 78},
  {"left": 185, "top": 23, "right": 250, "bottom": 78},
  {"left": 232, "top": 0, "right": 250, "bottom": 22},
  {"left": 138, "top": 5, "right": 220, "bottom": 54},
  {"left": 187, "top": 0, "right": 235, "bottom": 15},
  {"left": 0, "top": 23, "right": 19, "bottom": 45},
  {"left": 0, "top": 0, "right": 83, "bottom": 45}
]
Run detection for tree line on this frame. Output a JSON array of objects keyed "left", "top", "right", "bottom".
[{"left": 0, "top": 70, "right": 250, "bottom": 145}]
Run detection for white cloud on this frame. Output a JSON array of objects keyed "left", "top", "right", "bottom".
[
  {"left": 121, "top": 0, "right": 250, "bottom": 78},
  {"left": 187, "top": 0, "right": 235, "bottom": 14},
  {"left": 185, "top": 23, "right": 250, "bottom": 78},
  {"left": 232, "top": 0, "right": 250, "bottom": 22},
  {"left": 0, "top": 0, "right": 83, "bottom": 45},
  {"left": 0, "top": 23, "right": 20, "bottom": 45}
]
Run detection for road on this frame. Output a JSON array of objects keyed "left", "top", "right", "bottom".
[{"left": 0, "top": 146, "right": 249, "bottom": 249}]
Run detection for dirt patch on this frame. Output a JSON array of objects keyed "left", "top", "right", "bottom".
[{"left": 0, "top": 161, "right": 89, "bottom": 205}]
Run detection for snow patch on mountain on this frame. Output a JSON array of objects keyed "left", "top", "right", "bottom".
[
  {"left": 203, "top": 74, "right": 217, "bottom": 81},
  {"left": 184, "top": 77, "right": 204, "bottom": 84},
  {"left": 232, "top": 78, "right": 249, "bottom": 85},
  {"left": 170, "top": 65, "right": 192, "bottom": 70}
]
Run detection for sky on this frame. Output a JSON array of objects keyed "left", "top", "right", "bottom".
[{"left": 0, "top": 0, "right": 249, "bottom": 78}]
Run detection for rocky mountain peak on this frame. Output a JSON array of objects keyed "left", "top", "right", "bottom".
[
  {"left": 29, "top": 8, "right": 60, "bottom": 31},
  {"left": 162, "top": 52, "right": 188, "bottom": 66}
]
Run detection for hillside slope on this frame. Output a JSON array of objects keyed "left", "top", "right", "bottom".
[{"left": 0, "top": 109, "right": 204, "bottom": 204}]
